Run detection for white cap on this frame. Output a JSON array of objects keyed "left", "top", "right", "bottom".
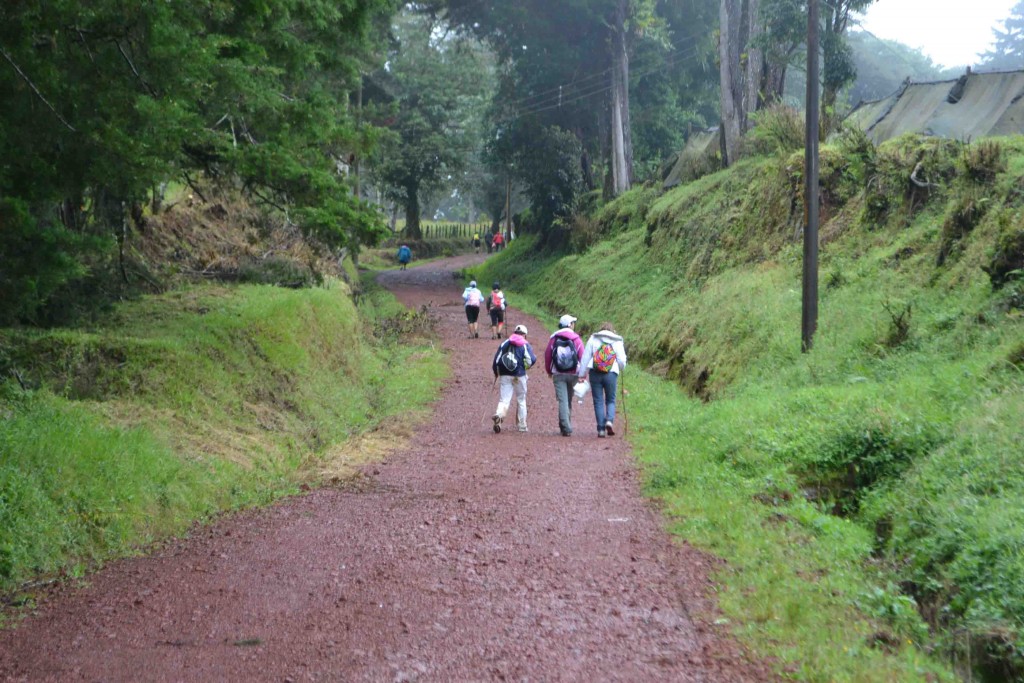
[
  {"left": 558, "top": 314, "right": 577, "bottom": 328},
  {"left": 469, "top": 280, "right": 476, "bottom": 287},
  {"left": 513, "top": 324, "right": 528, "bottom": 335}
]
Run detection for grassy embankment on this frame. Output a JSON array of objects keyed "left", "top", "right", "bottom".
[
  {"left": 472, "top": 134, "right": 1024, "bottom": 682},
  {"left": 0, "top": 272, "right": 446, "bottom": 604}
]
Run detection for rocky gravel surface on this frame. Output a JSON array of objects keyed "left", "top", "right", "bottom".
[{"left": 0, "top": 254, "right": 777, "bottom": 682}]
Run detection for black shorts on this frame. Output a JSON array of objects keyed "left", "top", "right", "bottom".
[
  {"left": 489, "top": 308, "right": 505, "bottom": 325},
  {"left": 465, "top": 305, "right": 480, "bottom": 323}
]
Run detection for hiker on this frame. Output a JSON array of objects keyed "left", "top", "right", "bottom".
[
  {"left": 396, "top": 243, "right": 412, "bottom": 270},
  {"left": 487, "top": 281, "right": 507, "bottom": 339},
  {"left": 491, "top": 324, "right": 537, "bottom": 433},
  {"left": 462, "top": 279, "right": 485, "bottom": 339},
  {"left": 578, "top": 321, "right": 627, "bottom": 438},
  {"left": 473, "top": 232, "right": 482, "bottom": 254},
  {"left": 544, "top": 314, "right": 585, "bottom": 437},
  {"left": 492, "top": 231, "right": 504, "bottom": 251}
]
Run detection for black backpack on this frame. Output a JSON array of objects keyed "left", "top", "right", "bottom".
[
  {"left": 552, "top": 336, "right": 578, "bottom": 372},
  {"left": 499, "top": 343, "right": 520, "bottom": 373}
]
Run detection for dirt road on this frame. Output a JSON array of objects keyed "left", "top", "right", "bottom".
[{"left": 0, "top": 255, "right": 775, "bottom": 682}]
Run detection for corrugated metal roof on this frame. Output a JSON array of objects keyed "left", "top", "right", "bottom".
[{"left": 847, "top": 69, "right": 1024, "bottom": 143}]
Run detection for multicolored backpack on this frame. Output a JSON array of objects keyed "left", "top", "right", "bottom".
[{"left": 593, "top": 342, "right": 617, "bottom": 373}]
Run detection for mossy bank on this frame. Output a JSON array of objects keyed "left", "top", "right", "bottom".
[
  {"left": 472, "top": 134, "right": 1024, "bottom": 681},
  {"left": 0, "top": 276, "right": 446, "bottom": 602}
]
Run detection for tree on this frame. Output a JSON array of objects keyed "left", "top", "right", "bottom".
[
  {"left": 367, "top": 11, "right": 489, "bottom": 239},
  {"left": 980, "top": 1, "right": 1024, "bottom": 71},
  {"left": 847, "top": 31, "right": 949, "bottom": 105},
  {"left": 434, "top": 0, "right": 668, "bottom": 199},
  {"left": 0, "top": 0, "right": 397, "bottom": 321}
]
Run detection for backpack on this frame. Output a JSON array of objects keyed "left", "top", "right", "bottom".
[
  {"left": 499, "top": 343, "right": 519, "bottom": 373},
  {"left": 491, "top": 291, "right": 503, "bottom": 310},
  {"left": 552, "top": 336, "right": 579, "bottom": 372},
  {"left": 467, "top": 290, "right": 482, "bottom": 306},
  {"left": 593, "top": 342, "right": 617, "bottom": 373}
]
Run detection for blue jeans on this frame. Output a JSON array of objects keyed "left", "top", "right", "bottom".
[{"left": 588, "top": 370, "right": 618, "bottom": 431}]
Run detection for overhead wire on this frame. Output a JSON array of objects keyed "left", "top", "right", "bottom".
[
  {"left": 499, "top": 25, "right": 716, "bottom": 112},
  {"left": 494, "top": 42, "right": 710, "bottom": 125}
]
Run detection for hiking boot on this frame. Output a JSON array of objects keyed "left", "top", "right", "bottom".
[
  {"left": 560, "top": 427, "right": 572, "bottom": 437},
  {"left": 605, "top": 422, "right": 615, "bottom": 436},
  {"left": 492, "top": 415, "right": 502, "bottom": 433},
  {"left": 475, "top": 331, "right": 479, "bottom": 338},
  {"left": 597, "top": 429, "right": 607, "bottom": 438},
  {"left": 518, "top": 424, "right": 528, "bottom": 432}
]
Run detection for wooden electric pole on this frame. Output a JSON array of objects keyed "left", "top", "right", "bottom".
[{"left": 802, "top": 0, "right": 820, "bottom": 353}]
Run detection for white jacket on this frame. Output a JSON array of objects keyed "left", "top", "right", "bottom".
[{"left": 578, "top": 330, "right": 627, "bottom": 377}]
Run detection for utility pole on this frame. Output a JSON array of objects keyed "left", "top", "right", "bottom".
[{"left": 802, "top": 0, "right": 820, "bottom": 353}]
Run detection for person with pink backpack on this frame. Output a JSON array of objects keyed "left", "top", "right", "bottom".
[{"left": 462, "top": 280, "right": 485, "bottom": 339}]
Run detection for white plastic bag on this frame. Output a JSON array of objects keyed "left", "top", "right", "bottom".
[{"left": 573, "top": 380, "right": 590, "bottom": 404}]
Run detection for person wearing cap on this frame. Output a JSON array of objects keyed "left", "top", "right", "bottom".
[
  {"left": 462, "top": 280, "right": 485, "bottom": 339},
  {"left": 578, "top": 321, "right": 627, "bottom": 438},
  {"left": 487, "top": 282, "right": 507, "bottom": 339},
  {"left": 544, "top": 314, "right": 585, "bottom": 436},
  {"left": 491, "top": 324, "right": 537, "bottom": 433}
]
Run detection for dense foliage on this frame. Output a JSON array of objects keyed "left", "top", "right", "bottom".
[{"left": 0, "top": 0, "right": 396, "bottom": 323}]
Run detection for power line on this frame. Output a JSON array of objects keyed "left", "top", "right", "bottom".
[
  {"left": 495, "top": 42, "right": 708, "bottom": 124},
  {"left": 501, "top": 26, "right": 715, "bottom": 111}
]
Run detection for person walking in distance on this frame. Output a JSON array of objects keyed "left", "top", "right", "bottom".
[
  {"left": 578, "top": 321, "right": 627, "bottom": 438},
  {"left": 462, "top": 280, "right": 484, "bottom": 339},
  {"left": 396, "top": 243, "right": 412, "bottom": 270},
  {"left": 473, "top": 232, "right": 482, "bottom": 254},
  {"left": 492, "top": 231, "right": 504, "bottom": 251},
  {"left": 544, "top": 314, "right": 585, "bottom": 437},
  {"left": 487, "top": 282, "right": 507, "bottom": 339},
  {"left": 491, "top": 324, "right": 537, "bottom": 433}
]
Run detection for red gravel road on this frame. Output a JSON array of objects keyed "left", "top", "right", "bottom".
[{"left": 0, "top": 254, "right": 777, "bottom": 682}]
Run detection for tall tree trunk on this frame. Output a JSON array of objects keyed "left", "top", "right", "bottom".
[
  {"left": 404, "top": 189, "right": 422, "bottom": 239},
  {"left": 763, "top": 60, "right": 788, "bottom": 107},
  {"left": 719, "top": 0, "right": 746, "bottom": 166},
  {"left": 609, "top": 0, "right": 632, "bottom": 196},
  {"left": 580, "top": 146, "right": 595, "bottom": 191},
  {"left": 743, "top": 0, "right": 764, "bottom": 119}
]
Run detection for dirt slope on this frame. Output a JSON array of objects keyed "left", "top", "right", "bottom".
[{"left": 0, "top": 255, "right": 776, "bottom": 682}]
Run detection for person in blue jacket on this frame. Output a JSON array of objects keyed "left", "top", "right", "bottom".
[
  {"left": 396, "top": 244, "right": 412, "bottom": 270},
  {"left": 491, "top": 324, "right": 537, "bottom": 433}
]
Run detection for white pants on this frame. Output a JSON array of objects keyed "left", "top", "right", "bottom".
[{"left": 496, "top": 375, "right": 528, "bottom": 427}]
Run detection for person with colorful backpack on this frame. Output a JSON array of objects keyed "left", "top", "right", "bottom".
[
  {"left": 577, "top": 321, "right": 627, "bottom": 438},
  {"left": 491, "top": 324, "right": 537, "bottom": 433},
  {"left": 544, "top": 314, "right": 586, "bottom": 437},
  {"left": 487, "top": 282, "right": 507, "bottom": 339},
  {"left": 462, "top": 280, "right": 485, "bottom": 338}
]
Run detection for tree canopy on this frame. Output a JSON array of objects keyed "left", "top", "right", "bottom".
[{"left": 0, "top": 0, "right": 396, "bottom": 322}]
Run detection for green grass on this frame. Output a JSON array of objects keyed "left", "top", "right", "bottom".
[
  {"left": 0, "top": 275, "right": 447, "bottom": 598},
  {"left": 472, "top": 136, "right": 1024, "bottom": 680}
]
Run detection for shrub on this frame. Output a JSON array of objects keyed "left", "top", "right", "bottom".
[
  {"left": 962, "top": 140, "right": 1007, "bottom": 184},
  {"left": 747, "top": 105, "right": 804, "bottom": 156},
  {"left": 0, "top": 199, "right": 97, "bottom": 326}
]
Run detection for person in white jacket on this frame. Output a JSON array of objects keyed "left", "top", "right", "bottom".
[
  {"left": 461, "top": 280, "right": 485, "bottom": 338},
  {"left": 577, "top": 322, "right": 627, "bottom": 438}
]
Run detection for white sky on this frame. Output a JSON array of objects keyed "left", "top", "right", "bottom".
[{"left": 857, "top": 0, "right": 1017, "bottom": 68}]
